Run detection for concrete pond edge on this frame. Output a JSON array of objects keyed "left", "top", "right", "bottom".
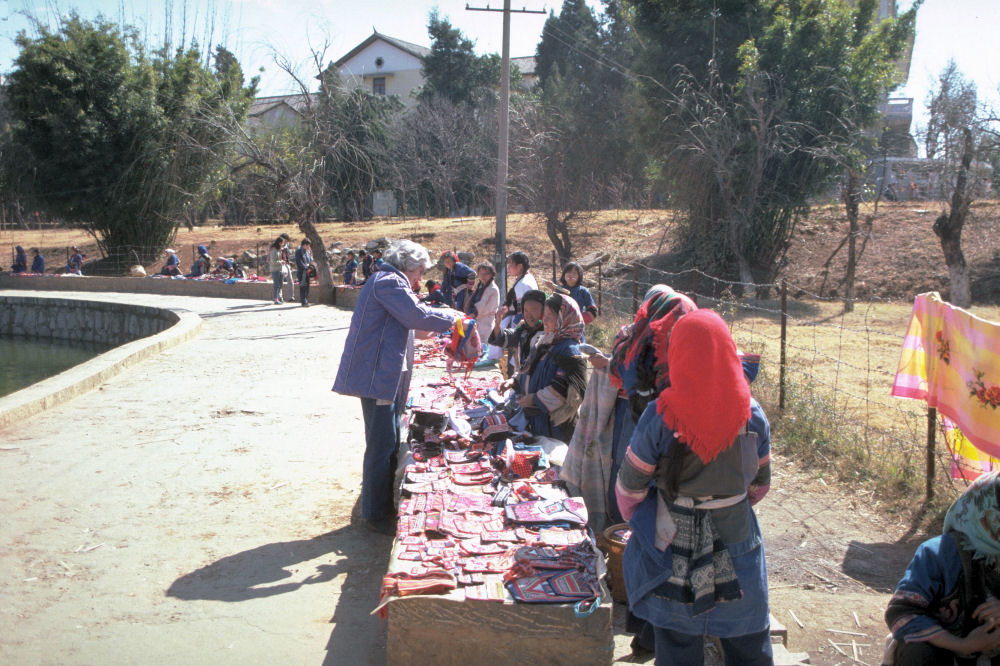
[{"left": 0, "top": 295, "right": 203, "bottom": 430}]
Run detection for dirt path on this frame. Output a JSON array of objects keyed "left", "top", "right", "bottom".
[
  {"left": 0, "top": 291, "right": 389, "bottom": 665},
  {"left": 0, "top": 290, "right": 927, "bottom": 665},
  {"left": 760, "top": 458, "right": 924, "bottom": 665}
]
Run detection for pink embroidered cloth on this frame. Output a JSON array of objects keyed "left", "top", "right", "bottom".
[{"left": 892, "top": 292, "right": 1000, "bottom": 460}]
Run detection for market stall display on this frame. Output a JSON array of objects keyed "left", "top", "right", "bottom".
[{"left": 376, "top": 359, "right": 613, "bottom": 665}]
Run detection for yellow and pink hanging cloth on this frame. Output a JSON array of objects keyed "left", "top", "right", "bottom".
[{"left": 892, "top": 292, "right": 1000, "bottom": 479}]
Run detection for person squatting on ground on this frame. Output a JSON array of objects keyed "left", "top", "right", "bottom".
[
  {"left": 884, "top": 471, "right": 1000, "bottom": 665},
  {"left": 161, "top": 249, "right": 180, "bottom": 276},
  {"left": 488, "top": 289, "right": 547, "bottom": 383},
  {"left": 333, "top": 240, "right": 462, "bottom": 535},
  {"left": 616, "top": 309, "right": 773, "bottom": 666},
  {"left": 12, "top": 245, "right": 27, "bottom": 273},
  {"left": 517, "top": 293, "right": 588, "bottom": 442},
  {"left": 30, "top": 248, "right": 44, "bottom": 274},
  {"left": 295, "top": 239, "right": 314, "bottom": 307},
  {"left": 185, "top": 244, "right": 211, "bottom": 278},
  {"left": 421, "top": 279, "right": 447, "bottom": 306},
  {"left": 65, "top": 246, "right": 84, "bottom": 274}
]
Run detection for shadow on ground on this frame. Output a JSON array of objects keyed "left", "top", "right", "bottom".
[
  {"left": 839, "top": 537, "right": 926, "bottom": 593},
  {"left": 167, "top": 504, "right": 392, "bottom": 665}
]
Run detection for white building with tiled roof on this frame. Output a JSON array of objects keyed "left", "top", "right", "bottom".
[
  {"left": 335, "top": 31, "right": 431, "bottom": 105},
  {"left": 334, "top": 30, "right": 536, "bottom": 104}
]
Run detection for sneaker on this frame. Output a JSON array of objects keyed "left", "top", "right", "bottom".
[
  {"left": 273, "top": 298, "right": 281, "bottom": 304},
  {"left": 301, "top": 301, "right": 310, "bottom": 307},
  {"left": 473, "top": 358, "right": 497, "bottom": 369}
]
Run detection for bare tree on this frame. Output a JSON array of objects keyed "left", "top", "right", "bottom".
[
  {"left": 508, "top": 97, "right": 591, "bottom": 262},
  {"left": 923, "top": 61, "right": 992, "bottom": 308},
  {"left": 190, "top": 44, "right": 386, "bottom": 289}
]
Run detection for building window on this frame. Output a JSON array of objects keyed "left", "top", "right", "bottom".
[{"left": 373, "top": 77, "right": 386, "bottom": 95}]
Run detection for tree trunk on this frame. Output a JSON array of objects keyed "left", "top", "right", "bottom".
[
  {"left": 298, "top": 216, "right": 332, "bottom": 289},
  {"left": 933, "top": 128, "right": 974, "bottom": 308},
  {"left": 736, "top": 252, "right": 755, "bottom": 297},
  {"left": 545, "top": 210, "right": 572, "bottom": 262},
  {"left": 843, "top": 170, "right": 861, "bottom": 313}
]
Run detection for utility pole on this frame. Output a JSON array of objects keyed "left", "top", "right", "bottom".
[{"left": 466, "top": 1, "right": 545, "bottom": 295}]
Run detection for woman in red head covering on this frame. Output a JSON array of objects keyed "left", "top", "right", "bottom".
[{"left": 615, "top": 309, "right": 773, "bottom": 665}]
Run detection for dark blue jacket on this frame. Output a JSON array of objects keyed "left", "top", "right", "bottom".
[{"left": 333, "top": 264, "right": 455, "bottom": 401}]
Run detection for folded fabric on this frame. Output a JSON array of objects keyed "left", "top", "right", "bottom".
[
  {"left": 480, "top": 413, "right": 513, "bottom": 442},
  {"left": 505, "top": 570, "right": 599, "bottom": 604},
  {"left": 376, "top": 568, "right": 457, "bottom": 617},
  {"left": 505, "top": 498, "right": 589, "bottom": 526}
]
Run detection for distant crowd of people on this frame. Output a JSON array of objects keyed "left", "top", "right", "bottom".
[{"left": 4, "top": 245, "right": 84, "bottom": 275}]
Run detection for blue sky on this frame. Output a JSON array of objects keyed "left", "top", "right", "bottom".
[{"left": 0, "top": 0, "right": 996, "bottom": 139}]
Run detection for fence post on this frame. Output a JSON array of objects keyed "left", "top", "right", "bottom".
[
  {"left": 632, "top": 265, "right": 639, "bottom": 315},
  {"left": 926, "top": 407, "right": 936, "bottom": 502},
  {"left": 551, "top": 250, "right": 557, "bottom": 282},
  {"left": 691, "top": 271, "right": 699, "bottom": 306},
  {"left": 597, "top": 261, "right": 603, "bottom": 314},
  {"left": 779, "top": 279, "right": 788, "bottom": 411}
]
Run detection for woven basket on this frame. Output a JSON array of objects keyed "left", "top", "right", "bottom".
[{"left": 598, "top": 522, "right": 631, "bottom": 604}]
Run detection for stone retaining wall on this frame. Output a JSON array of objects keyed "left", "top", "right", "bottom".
[
  {"left": 0, "top": 295, "right": 179, "bottom": 346},
  {"left": 0, "top": 294, "right": 202, "bottom": 430},
  {"left": 0, "top": 274, "right": 335, "bottom": 305}
]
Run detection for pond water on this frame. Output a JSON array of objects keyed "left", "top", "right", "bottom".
[{"left": 0, "top": 337, "right": 112, "bottom": 398}]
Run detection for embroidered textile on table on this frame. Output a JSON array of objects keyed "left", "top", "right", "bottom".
[
  {"left": 375, "top": 368, "right": 605, "bottom": 615},
  {"left": 892, "top": 291, "right": 1000, "bottom": 460}
]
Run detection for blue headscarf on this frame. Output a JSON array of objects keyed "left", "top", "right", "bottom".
[{"left": 943, "top": 471, "right": 1000, "bottom": 565}]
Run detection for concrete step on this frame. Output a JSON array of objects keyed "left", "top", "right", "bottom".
[
  {"left": 772, "top": 641, "right": 811, "bottom": 665},
  {"left": 770, "top": 613, "right": 788, "bottom": 646}
]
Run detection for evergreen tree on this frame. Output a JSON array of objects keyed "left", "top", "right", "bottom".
[
  {"left": 629, "top": 0, "right": 916, "bottom": 287},
  {"left": 3, "top": 14, "right": 256, "bottom": 271},
  {"left": 419, "top": 11, "right": 501, "bottom": 107}
]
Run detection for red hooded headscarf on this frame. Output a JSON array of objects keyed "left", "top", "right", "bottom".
[{"left": 655, "top": 309, "right": 750, "bottom": 464}]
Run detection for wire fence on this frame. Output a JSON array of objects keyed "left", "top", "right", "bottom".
[{"left": 558, "top": 257, "right": 972, "bottom": 503}]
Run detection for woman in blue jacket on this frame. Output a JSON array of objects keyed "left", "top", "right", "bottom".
[
  {"left": 885, "top": 471, "right": 1000, "bottom": 664},
  {"left": 333, "top": 240, "right": 460, "bottom": 534},
  {"left": 30, "top": 248, "right": 44, "bottom": 274},
  {"left": 517, "top": 293, "right": 588, "bottom": 442},
  {"left": 12, "top": 246, "right": 28, "bottom": 273}
]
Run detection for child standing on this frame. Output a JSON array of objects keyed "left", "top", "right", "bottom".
[
  {"left": 295, "top": 239, "right": 314, "bottom": 306},
  {"left": 343, "top": 251, "right": 358, "bottom": 286}
]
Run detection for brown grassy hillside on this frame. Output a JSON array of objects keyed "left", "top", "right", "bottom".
[{"left": 4, "top": 200, "right": 999, "bottom": 303}]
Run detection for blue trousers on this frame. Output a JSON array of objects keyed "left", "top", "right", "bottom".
[
  {"left": 271, "top": 271, "right": 283, "bottom": 301},
  {"left": 359, "top": 397, "right": 402, "bottom": 521},
  {"left": 298, "top": 269, "right": 310, "bottom": 303},
  {"left": 607, "top": 396, "right": 635, "bottom": 525},
  {"left": 653, "top": 625, "right": 773, "bottom": 666}
]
